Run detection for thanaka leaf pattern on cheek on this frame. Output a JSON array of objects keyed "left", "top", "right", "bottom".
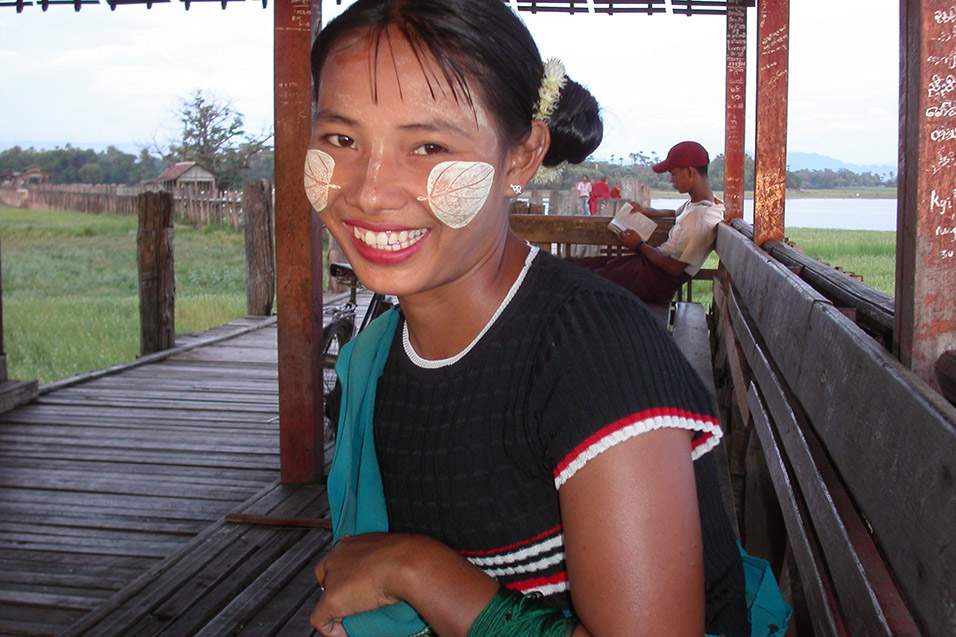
[
  {"left": 418, "top": 161, "right": 496, "bottom": 229},
  {"left": 304, "top": 149, "right": 341, "bottom": 211}
]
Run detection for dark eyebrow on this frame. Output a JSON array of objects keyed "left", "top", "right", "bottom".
[
  {"left": 398, "top": 119, "right": 474, "bottom": 138},
  {"left": 314, "top": 109, "right": 358, "bottom": 127},
  {"left": 315, "top": 110, "right": 475, "bottom": 139}
]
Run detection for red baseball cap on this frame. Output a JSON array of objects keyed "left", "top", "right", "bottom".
[{"left": 652, "top": 141, "right": 710, "bottom": 173}]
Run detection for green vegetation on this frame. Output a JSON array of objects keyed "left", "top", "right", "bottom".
[
  {"left": 1, "top": 207, "right": 246, "bottom": 383},
  {"left": 554, "top": 152, "right": 895, "bottom": 193},
  {"left": 688, "top": 226, "right": 895, "bottom": 311},
  {"left": 784, "top": 227, "right": 896, "bottom": 296},
  {"left": 0, "top": 207, "right": 896, "bottom": 384},
  {"left": 0, "top": 145, "right": 164, "bottom": 185}
]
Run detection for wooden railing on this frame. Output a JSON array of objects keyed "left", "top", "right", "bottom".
[
  {"left": 508, "top": 212, "right": 714, "bottom": 303},
  {"left": 508, "top": 213, "right": 672, "bottom": 257},
  {"left": 1, "top": 183, "right": 247, "bottom": 229}
]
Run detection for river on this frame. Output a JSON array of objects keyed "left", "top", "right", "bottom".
[{"left": 651, "top": 197, "right": 897, "bottom": 232}]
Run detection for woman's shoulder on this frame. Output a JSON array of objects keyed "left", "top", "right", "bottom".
[
  {"left": 529, "top": 251, "right": 654, "bottom": 311},
  {"left": 522, "top": 251, "right": 669, "bottom": 340}
]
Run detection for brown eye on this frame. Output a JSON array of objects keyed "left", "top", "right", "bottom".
[
  {"left": 412, "top": 143, "right": 448, "bottom": 156},
  {"left": 326, "top": 134, "right": 356, "bottom": 149}
]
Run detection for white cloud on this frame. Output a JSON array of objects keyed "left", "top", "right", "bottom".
[{"left": 0, "top": 0, "right": 899, "bottom": 166}]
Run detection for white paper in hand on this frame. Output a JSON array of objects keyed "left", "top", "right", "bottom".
[{"left": 607, "top": 203, "right": 658, "bottom": 241}]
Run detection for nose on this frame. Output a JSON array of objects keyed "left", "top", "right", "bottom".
[{"left": 348, "top": 150, "right": 406, "bottom": 215}]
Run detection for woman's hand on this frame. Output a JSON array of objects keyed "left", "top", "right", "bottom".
[
  {"left": 310, "top": 532, "right": 499, "bottom": 637},
  {"left": 311, "top": 532, "right": 413, "bottom": 637}
]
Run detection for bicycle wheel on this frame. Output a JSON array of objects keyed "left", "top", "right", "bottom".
[{"left": 322, "top": 320, "right": 352, "bottom": 441}]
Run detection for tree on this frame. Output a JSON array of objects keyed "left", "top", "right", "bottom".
[
  {"left": 78, "top": 162, "right": 105, "bottom": 184},
  {"left": 159, "top": 90, "right": 273, "bottom": 190}
]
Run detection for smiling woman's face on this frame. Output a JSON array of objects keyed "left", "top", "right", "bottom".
[{"left": 308, "top": 28, "right": 514, "bottom": 299}]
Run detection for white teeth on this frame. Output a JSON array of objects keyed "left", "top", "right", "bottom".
[{"left": 351, "top": 227, "right": 427, "bottom": 251}]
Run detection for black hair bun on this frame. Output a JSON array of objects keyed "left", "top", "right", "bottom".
[{"left": 542, "top": 78, "right": 603, "bottom": 166}]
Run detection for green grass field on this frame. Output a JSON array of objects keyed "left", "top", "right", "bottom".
[
  {"left": 1, "top": 207, "right": 896, "bottom": 384},
  {"left": 1, "top": 208, "right": 247, "bottom": 383}
]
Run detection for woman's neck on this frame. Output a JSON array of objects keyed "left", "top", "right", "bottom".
[{"left": 399, "top": 233, "right": 530, "bottom": 361}]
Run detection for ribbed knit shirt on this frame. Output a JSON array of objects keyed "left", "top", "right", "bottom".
[{"left": 374, "top": 250, "right": 746, "bottom": 632}]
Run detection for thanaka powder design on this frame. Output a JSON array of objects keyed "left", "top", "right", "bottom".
[
  {"left": 303, "top": 149, "right": 341, "bottom": 211},
  {"left": 418, "top": 161, "right": 495, "bottom": 229}
]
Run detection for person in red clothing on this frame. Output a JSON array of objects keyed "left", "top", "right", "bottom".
[
  {"left": 588, "top": 175, "right": 611, "bottom": 214},
  {"left": 609, "top": 182, "right": 622, "bottom": 199}
]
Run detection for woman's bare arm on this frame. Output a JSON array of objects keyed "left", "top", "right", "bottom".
[
  {"left": 312, "top": 427, "right": 703, "bottom": 637},
  {"left": 560, "top": 427, "right": 705, "bottom": 635}
]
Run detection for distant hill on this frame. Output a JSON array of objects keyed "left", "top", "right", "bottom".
[{"left": 786, "top": 151, "right": 896, "bottom": 178}]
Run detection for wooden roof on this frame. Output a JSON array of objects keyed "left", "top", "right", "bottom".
[{"left": 2, "top": 0, "right": 753, "bottom": 14}]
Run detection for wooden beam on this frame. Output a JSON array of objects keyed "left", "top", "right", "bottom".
[
  {"left": 275, "top": 0, "right": 323, "bottom": 483},
  {"left": 752, "top": 0, "right": 789, "bottom": 245},
  {"left": 896, "top": 0, "right": 956, "bottom": 390},
  {"left": 723, "top": 0, "right": 747, "bottom": 219}
]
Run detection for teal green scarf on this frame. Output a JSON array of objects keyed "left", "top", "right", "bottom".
[{"left": 326, "top": 307, "right": 430, "bottom": 636}]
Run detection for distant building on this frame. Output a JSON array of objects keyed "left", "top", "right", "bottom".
[
  {"left": 20, "top": 165, "right": 49, "bottom": 185},
  {"left": 155, "top": 162, "right": 216, "bottom": 192}
]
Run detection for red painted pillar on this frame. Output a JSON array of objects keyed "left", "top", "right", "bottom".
[
  {"left": 724, "top": 0, "right": 748, "bottom": 220},
  {"left": 896, "top": 0, "right": 956, "bottom": 389},
  {"left": 275, "top": 0, "right": 324, "bottom": 483},
  {"left": 753, "top": 0, "right": 789, "bottom": 246}
]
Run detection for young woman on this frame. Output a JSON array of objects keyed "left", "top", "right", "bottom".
[{"left": 305, "top": 1, "right": 749, "bottom": 635}]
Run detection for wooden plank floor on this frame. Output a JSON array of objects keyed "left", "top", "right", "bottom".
[
  {"left": 0, "top": 317, "right": 287, "bottom": 637},
  {"left": 63, "top": 482, "right": 331, "bottom": 637}
]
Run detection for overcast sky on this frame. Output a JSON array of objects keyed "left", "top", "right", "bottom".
[{"left": 0, "top": 0, "right": 899, "bottom": 167}]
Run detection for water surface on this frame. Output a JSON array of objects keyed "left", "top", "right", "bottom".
[{"left": 651, "top": 197, "right": 897, "bottom": 232}]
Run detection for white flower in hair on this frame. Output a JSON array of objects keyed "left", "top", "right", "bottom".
[
  {"left": 532, "top": 162, "right": 566, "bottom": 184},
  {"left": 534, "top": 58, "right": 567, "bottom": 122}
]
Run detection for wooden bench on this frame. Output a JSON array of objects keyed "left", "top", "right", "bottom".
[{"left": 711, "top": 221, "right": 956, "bottom": 635}]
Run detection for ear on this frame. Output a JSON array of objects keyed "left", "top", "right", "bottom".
[{"left": 502, "top": 119, "right": 551, "bottom": 197}]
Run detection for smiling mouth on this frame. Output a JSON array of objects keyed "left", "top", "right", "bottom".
[{"left": 351, "top": 226, "right": 428, "bottom": 251}]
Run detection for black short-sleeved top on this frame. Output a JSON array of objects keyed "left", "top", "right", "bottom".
[{"left": 374, "top": 249, "right": 731, "bottom": 616}]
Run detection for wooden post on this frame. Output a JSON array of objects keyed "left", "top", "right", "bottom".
[
  {"left": 243, "top": 180, "right": 276, "bottom": 316},
  {"left": 136, "top": 191, "right": 175, "bottom": 355},
  {"left": 275, "top": 0, "right": 324, "bottom": 483},
  {"left": 896, "top": 0, "right": 956, "bottom": 389},
  {"left": 724, "top": 0, "right": 747, "bottom": 220},
  {"left": 752, "top": 0, "right": 789, "bottom": 245}
]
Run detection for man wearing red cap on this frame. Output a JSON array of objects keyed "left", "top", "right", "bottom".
[{"left": 567, "top": 141, "right": 724, "bottom": 305}]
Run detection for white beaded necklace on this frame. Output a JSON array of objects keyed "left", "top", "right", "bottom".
[{"left": 403, "top": 246, "right": 539, "bottom": 369}]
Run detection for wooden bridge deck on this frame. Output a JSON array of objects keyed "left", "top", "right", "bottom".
[{"left": 0, "top": 316, "right": 334, "bottom": 637}]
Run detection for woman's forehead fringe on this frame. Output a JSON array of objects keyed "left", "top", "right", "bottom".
[{"left": 323, "top": 24, "right": 479, "bottom": 118}]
